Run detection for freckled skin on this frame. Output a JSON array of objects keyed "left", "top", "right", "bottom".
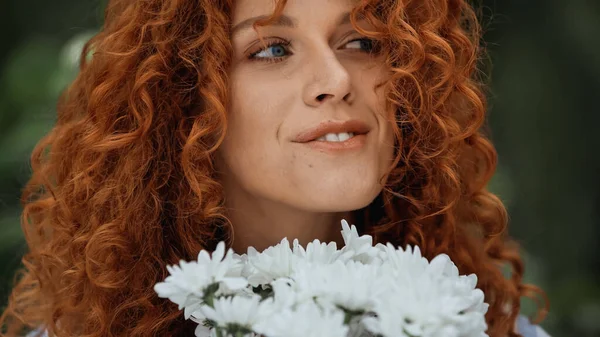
[{"left": 216, "top": 0, "right": 396, "bottom": 253}]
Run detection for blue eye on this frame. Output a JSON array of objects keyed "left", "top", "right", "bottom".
[
  {"left": 352, "top": 38, "right": 374, "bottom": 51},
  {"left": 248, "top": 39, "right": 291, "bottom": 61},
  {"left": 252, "top": 42, "right": 289, "bottom": 59},
  {"left": 248, "top": 37, "right": 379, "bottom": 63}
]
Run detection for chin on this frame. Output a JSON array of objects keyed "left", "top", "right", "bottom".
[{"left": 300, "top": 181, "right": 383, "bottom": 213}]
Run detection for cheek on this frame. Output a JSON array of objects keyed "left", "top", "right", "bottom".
[
  {"left": 227, "top": 71, "right": 276, "bottom": 147},
  {"left": 369, "top": 74, "right": 397, "bottom": 178},
  {"left": 219, "top": 71, "right": 293, "bottom": 189},
  {"left": 379, "top": 121, "right": 397, "bottom": 181}
]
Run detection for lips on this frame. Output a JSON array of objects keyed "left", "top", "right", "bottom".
[{"left": 292, "top": 120, "right": 370, "bottom": 143}]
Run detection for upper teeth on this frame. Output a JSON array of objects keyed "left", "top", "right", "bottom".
[{"left": 316, "top": 132, "right": 355, "bottom": 142}]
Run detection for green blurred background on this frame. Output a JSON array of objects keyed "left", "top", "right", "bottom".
[{"left": 0, "top": 1, "right": 598, "bottom": 336}]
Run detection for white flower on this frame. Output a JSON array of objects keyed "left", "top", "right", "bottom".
[
  {"left": 154, "top": 242, "right": 248, "bottom": 319},
  {"left": 254, "top": 301, "right": 348, "bottom": 337},
  {"left": 195, "top": 324, "right": 257, "bottom": 337},
  {"left": 197, "top": 241, "right": 248, "bottom": 294},
  {"left": 199, "top": 295, "right": 276, "bottom": 331},
  {"left": 292, "top": 238, "right": 344, "bottom": 264},
  {"left": 243, "top": 237, "right": 299, "bottom": 287},
  {"left": 290, "top": 260, "right": 382, "bottom": 312},
  {"left": 363, "top": 248, "right": 489, "bottom": 337},
  {"left": 156, "top": 218, "right": 489, "bottom": 337},
  {"left": 194, "top": 323, "right": 217, "bottom": 337},
  {"left": 269, "top": 277, "right": 300, "bottom": 309},
  {"left": 154, "top": 260, "right": 203, "bottom": 310},
  {"left": 377, "top": 243, "right": 432, "bottom": 278},
  {"left": 339, "top": 220, "right": 381, "bottom": 264}
]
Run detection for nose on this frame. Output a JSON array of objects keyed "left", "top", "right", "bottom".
[{"left": 302, "top": 52, "right": 354, "bottom": 107}]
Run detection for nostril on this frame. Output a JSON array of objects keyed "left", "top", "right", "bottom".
[{"left": 316, "top": 93, "right": 328, "bottom": 101}]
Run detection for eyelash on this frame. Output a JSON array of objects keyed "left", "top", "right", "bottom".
[{"left": 247, "top": 37, "right": 380, "bottom": 64}]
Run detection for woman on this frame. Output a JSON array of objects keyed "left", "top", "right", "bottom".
[{"left": 1, "top": 0, "right": 550, "bottom": 336}]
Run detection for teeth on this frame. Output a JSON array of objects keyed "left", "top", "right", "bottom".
[
  {"left": 338, "top": 132, "right": 351, "bottom": 141},
  {"left": 316, "top": 132, "right": 355, "bottom": 142}
]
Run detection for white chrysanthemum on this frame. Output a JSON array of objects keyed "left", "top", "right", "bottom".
[
  {"left": 194, "top": 323, "right": 217, "bottom": 337},
  {"left": 269, "top": 277, "right": 300, "bottom": 309},
  {"left": 194, "top": 325, "right": 257, "bottom": 337},
  {"left": 194, "top": 322, "right": 259, "bottom": 337},
  {"left": 196, "top": 241, "right": 248, "bottom": 294},
  {"left": 254, "top": 301, "right": 348, "bottom": 337},
  {"left": 363, "top": 249, "right": 489, "bottom": 337},
  {"left": 289, "top": 259, "right": 382, "bottom": 312},
  {"left": 153, "top": 260, "right": 202, "bottom": 309},
  {"left": 339, "top": 220, "right": 381, "bottom": 264},
  {"left": 154, "top": 242, "right": 248, "bottom": 319},
  {"left": 243, "top": 237, "right": 299, "bottom": 287},
  {"left": 292, "top": 238, "right": 346, "bottom": 264},
  {"left": 156, "top": 218, "right": 490, "bottom": 337},
  {"left": 377, "top": 243, "right": 432, "bottom": 278},
  {"left": 199, "top": 295, "right": 276, "bottom": 331}
]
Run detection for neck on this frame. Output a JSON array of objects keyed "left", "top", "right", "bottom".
[{"left": 223, "top": 188, "right": 352, "bottom": 254}]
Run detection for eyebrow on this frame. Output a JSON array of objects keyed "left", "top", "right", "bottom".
[{"left": 231, "top": 11, "right": 355, "bottom": 37}]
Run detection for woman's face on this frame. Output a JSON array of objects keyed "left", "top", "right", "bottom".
[{"left": 218, "top": 0, "right": 395, "bottom": 213}]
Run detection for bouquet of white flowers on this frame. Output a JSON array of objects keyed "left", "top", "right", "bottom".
[{"left": 153, "top": 220, "right": 489, "bottom": 337}]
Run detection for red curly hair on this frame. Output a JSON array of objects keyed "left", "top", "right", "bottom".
[{"left": 1, "top": 0, "right": 549, "bottom": 336}]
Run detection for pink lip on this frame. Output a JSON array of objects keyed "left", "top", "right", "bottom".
[
  {"left": 302, "top": 133, "right": 368, "bottom": 152},
  {"left": 292, "top": 120, "right": 371, "bottom": 143}
]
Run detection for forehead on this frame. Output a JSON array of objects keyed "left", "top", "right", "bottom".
[{"left": 232, "top": 0, "right": 358, "bottom": 24}]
